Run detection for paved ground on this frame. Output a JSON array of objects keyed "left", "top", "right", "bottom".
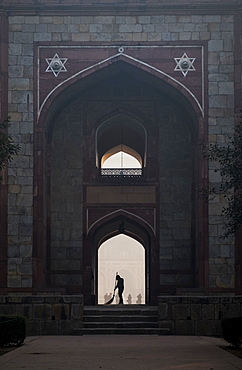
[{"left": 0, "top": 335, "right": 242, "bottom": 370}]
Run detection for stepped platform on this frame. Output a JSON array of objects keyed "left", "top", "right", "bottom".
[{"left": 74, "top": 305, "right": 170, "bottom": 335}]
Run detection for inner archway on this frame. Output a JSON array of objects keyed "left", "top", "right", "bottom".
[{"left": 98, "top": 234, "right": 145, "bottom": 304}]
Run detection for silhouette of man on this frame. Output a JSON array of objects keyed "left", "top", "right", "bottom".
[{"left": 114, "top": 274, "right": 124, "bottom": 304}]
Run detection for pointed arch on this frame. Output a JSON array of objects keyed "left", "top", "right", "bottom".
[
  {"left": 98, "top": 234, "right": 145, "bottom": 304},
  {"left": 88, "top": 210, "right": 153, "bottom": 305},
  {"left": 95, "top": 112, "right": 147, "bottom": 169},
  {"left": 101, "top": 145, "right": 142, "bottom": 168},
  {"left": 87, "top": 208, "right": 156, "bottom": 240}
]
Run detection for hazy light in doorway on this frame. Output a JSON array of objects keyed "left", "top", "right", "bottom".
[
  {"left": 98, "top": 234, "right": 145, "bottom": 304},
  {"left": 103, "top": 151, "right": 141, "bottom": 168}
]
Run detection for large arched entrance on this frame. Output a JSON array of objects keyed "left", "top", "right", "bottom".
[
  {"left": 34, "top": 58, "right": 205, "bottom": 304},
  {"left": 87, "top": 211, "right": 155, "bottom": 304}
]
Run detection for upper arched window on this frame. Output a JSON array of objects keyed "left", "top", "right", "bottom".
[
  {"left": 102, "top": 144, "right": 142, "bottom": 168},
  {"left": 96, "top": 113, "right": 146, "bottom": 177}
]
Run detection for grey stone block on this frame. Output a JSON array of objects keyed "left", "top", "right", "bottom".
[
  {"left": 18, "top": 262, "right": 32, "bottom": 275},
  {"left": 22, "top": 24, "right": 35, "bottom": 33},
  {"left": 195, "top": 320, "right": 214, "bottom": 336},
  {"left": 209, "top": 95, "right": 227, "bottom": 108},
  {"left": 203, "top": 15, "right": 221, "bottom": 22},
  {"left": 14, "top": 32, "right": 34, "bottom": 44},
  {"left": 138, "top": 16, "right": 151, "bottom": 24},
  {"left": 51, "top": 274, "right": 82, "bottom": 286},
  {"left": 164, "top": 15, "right": 176, "bottom": 23},
  {"left": 168, "top": 23, "right": 184, "bottom": 32},
  {"left": 8, "top": 275, "right": 22, "bottom": 288},
  {"left": 191, "top": 15, "right": 203, "bottom": 23},
  {"left": 8, "top": 245, "right": 20, "bottom": 258},
  {"left": 191, "top": 304, "right": 202, "bottom": 320},
  {"left": 158, "top": 303, "right": 168, "bottom": 320},
  {"left": 94, "top": 16, "right": 114, "bottom": 24},
  {"left": 52, "top": 304, "right": 69, "bottom": 320},
  {"left": 175, "top": 320, "right": 194, "bottom": 335},
  {"left": 9, "top": 16, "right": 25, "bottom": 24},
  {"left": 34, "top": 33, "right": 51, "bottom": 41},
  {"left": 63, "top": 296, "right": 83, "bottom": 304},
  {"left": 195, "top": 24, "right": 207, "bottom": 32},
  {"left": 22, "top": 277, "right": 32, "bottom": 288},
  {"left": 208, "top": 39, "right": 223, "bottom": 51},
  {"left": 202, "top": 304, "right": 215, "bottom": 320},
  {"left": 17, "top": 56, "right": 33, "bottom": 67},
  {"left": 58, "top": 320, "right": 75, "bottom": 335},
  {"left": 221, "top": 22, "right": 233, "bottom": 32},
  {"left": 64, "top": 16, "right": 82, "bottom": 24},
  {"left": 16, "top": 193, "right": 33, "bottom": 207},
  {"left": 71, "top": 304, "right": 83, "bottom": 320},
  {"left": 51, "top": 260, "right": 81, "bottom": 270},
  {"left": 0, "top": 304, "right": 15, "bottom": 315},
  {"left": 173, "top": 304, "right": 191, "bottom": 320},
  {"left": 9, "top": 78, "right": 30, "bottom": 90},
  {"left": 9, "top": 65, "right": 24, "bottom": 78},
  {"left": 9, "top": 43, "right": 22, "bottom": 56},
  {"left": 24, "top": 296, "right": 44, "bottom": 303},
  {"left": 47, "top": 24, "right": 68, "bottom": 32},
  {"left": 16, "top": 304, "right": 33, "bottom": 319},
  {"left": 27, "top": 321, "right": 40, "bottom": 336},
  {"left": 25, "top": 16, "right": 39, "bottom": 24},
  {"left": 119, "top": 24, "right": 142, "bottom": 33},
  {"left": 40, "top": 321, "right": 59, "bottom": 335},
  {"left": 33, "top": 304, "right": 52, "bottom": 320}
]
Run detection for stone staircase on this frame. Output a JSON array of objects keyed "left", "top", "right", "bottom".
[{"left": 74, "top": 305, "right": 170, "bottom": 335}]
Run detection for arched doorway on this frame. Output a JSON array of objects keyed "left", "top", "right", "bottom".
[
  {"left": 98, "top": 234, "right": 145, "bottom": 305},
  {"left": 88, "top": 213, "right": 153, "bottom": 305}
]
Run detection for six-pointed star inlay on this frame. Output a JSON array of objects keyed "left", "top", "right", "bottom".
[
  {"left": 174, "top": 52, "right": 196, "bottom": 76},
  {"left": 45, "top": 53, "right": 68, "bottom": 77}
]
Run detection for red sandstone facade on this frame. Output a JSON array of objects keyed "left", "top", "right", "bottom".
[{"left": 0, "top": 0, "right": 242, "bottom": 306}]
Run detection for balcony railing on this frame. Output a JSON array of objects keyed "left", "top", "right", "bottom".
[{"left": 100, "top": 168, "right": 143, "bottom": 177}]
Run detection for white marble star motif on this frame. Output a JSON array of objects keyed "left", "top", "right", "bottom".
[
  {"left": 174, "top": 52, "right": 196, "bottom": 77},
  {"left": 45, "top": 53, "right": 68, "bottom": 77}
]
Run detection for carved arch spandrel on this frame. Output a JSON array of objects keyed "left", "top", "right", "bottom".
[
  {"left": 37, "top": 51, "right": 204, "bottom": 130},
  {"left": 86, "top": 208, "right": 156, "bottom": 238}
]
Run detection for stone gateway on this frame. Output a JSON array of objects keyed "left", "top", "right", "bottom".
[{"left": 0, "top": 0, "right": 242, "bottom": 335}]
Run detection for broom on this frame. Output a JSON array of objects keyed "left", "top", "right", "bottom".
[{"left": 105, "top": 272, "right": 118, "bottom": 305}]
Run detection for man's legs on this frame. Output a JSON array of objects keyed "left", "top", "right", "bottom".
[{"left": 118, "top": 289, "right": 123, "bottom": 304}]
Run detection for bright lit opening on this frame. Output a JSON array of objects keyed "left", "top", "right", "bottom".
[
  {"left": 102, "top": 151, "right": 141, "bottom": 169},
  {"left": 98, "top": 234, "right": 145, "bottom": 304}
]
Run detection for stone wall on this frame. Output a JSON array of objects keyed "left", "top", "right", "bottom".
[
  {"left": 0, "top": 295, "right": 241, "bottom": 336},
  {"left": 158, "top": 296, "right": 242, "bottom": 336},
  {"left": 159, "top": 107, "right": 194, "bottom": 287},
  {"left": 0, "top": 295, "right": 84, "bottom": 335},
  {"left": 50, "top": 101, "right": 83, "bottom": 287}
]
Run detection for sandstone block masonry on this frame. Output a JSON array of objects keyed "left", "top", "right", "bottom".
[
  {"left": 0, "top": 295, "right": 84, "bottom": 335},
  {"left": 158, "top": 296, "right": 242, "bottom": 336},
  {"left": 0, "top": 295, "right": 240, "bottom": 336}
]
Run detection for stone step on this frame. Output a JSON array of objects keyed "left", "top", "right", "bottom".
[
  {"left": 74, "top": 328, "right": 170, "bottom": 335},
  {"left": 74, "top": 305, "right": 170, "bottom": 335},
  {"left": 84, "top": 305, "right": 158, "bottom": 314},
  {"left": 83, "top": 315, "right": 158, "bottom": 322},
  {"left": 83, "top": 321, "right": 159, "bottom": 328}
]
